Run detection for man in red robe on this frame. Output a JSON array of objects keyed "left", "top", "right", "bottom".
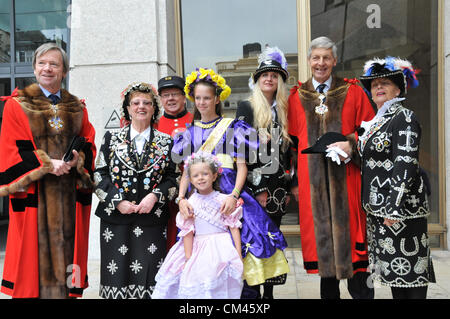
[
  {"left": 155, "top": 76, "right": 193, "bottom": 250},
  {"left": 0, "top": 43, "right": 96, "bottom": 298},
  {"left": 288, "top": 37, "right": 375, "bottom": 299}
]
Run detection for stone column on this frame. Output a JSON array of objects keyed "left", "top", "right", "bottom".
[{"left": 68, "top": 0, "right": 177, "bottom": 259}]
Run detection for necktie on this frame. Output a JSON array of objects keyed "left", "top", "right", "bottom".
[
  {"left": 317, "top": 83, "right": 326, "bottom": 93},
  {"left": 48, "top": 94, "right": 60, "bottom": 105},
  {"left": 317, "top": 84, "right": 326, "bottom": 103}
]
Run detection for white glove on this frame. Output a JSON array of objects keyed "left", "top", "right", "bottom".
[{"left": 325, "top": 146, "right": 350, "bottom": 165}]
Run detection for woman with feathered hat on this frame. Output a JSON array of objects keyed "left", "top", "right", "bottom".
[
  {"left": 235, "top": 46, "right": 292, "bottom": 298},
  {"left": 357, "top": 57, "right": 436, "bottom": 298}
]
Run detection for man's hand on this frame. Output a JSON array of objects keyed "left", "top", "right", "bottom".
[
  {"left": 50, "top": 150, "right": 80, "bottom": 176},
  {"left": 327, "top": 141, "right": 351, "bottom": 164}
]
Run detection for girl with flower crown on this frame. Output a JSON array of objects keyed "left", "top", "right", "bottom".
[
  {"left": 152, "top": 152, "right": 243, "bottom": 298},
  {"left": 171, "top": 68, "right": 289, "bottom": 299}
]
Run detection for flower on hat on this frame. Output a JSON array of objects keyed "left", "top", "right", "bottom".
[
  {"left": 184, "top": 68, "right": 231, "bottom": 102},
  {"left": 121, "top": 82, "right": 159, "bottom": 100}
]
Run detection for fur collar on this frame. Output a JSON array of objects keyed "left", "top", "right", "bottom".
[
  {"left": 18, "top": 83, "right": 84, "bottom": 112},
  {"left": 298, "top": 77, "right": 350, "bottom": 102}
]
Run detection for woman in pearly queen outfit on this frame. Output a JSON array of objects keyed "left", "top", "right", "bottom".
[
  {"left": 94, "top": 82, "right": 178, "bottom": 299},
  {"left": 355, "top": 57, "right": 435, "bottom": 299}
]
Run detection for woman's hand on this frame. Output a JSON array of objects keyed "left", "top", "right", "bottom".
[
  {"left": 117, "top": 200, "right": 137, "bottom": 214},
  {"left": 179, "top": 198, "right": 194, "bottom": 219},
  {"left": 136, "top": 193, "right": 158, "bottom": 214},
  {"left": 383, "top": 218, "right": 400, "bottom": 227},
  {"left": 256, "top": 191, "right": 268, "bottom": 208},
  {"left": 220, "top": 195, "right": 238, "bottom": 216}
]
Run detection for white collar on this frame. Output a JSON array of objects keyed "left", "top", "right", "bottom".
[
  {"left": 376, "top": 97, "right": 405, "bottom": 118},
  {"left": 271, "top": 99, "right": 277, "bottom": 108},
  {"left": 312, "top": 76, "right": 332, "bottom": 92},
  {"left": 39, "top": 84, "right": 61, "bottom": 98},
  {"left": 359, "top": 97, "right": 406, "bottom": 140},
  {"left": 130, "top": 125, "right": 151, "bottom": 141}
]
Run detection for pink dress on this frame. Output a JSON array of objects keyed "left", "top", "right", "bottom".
[{"left": 152, "top": 191, "right": 244, "bottom": 299}]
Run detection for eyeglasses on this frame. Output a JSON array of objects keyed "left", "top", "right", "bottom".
[{"left": 160, "top": 92, "right": 183, "bottom": 99}]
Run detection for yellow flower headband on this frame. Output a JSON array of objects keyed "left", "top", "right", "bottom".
[{"left": 184, "top": 68, "right": 231, "bottom": 102}]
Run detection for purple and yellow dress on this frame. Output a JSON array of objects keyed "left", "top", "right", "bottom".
[{"left": 171, "top": 117, "right": 289, "bottom": 286}]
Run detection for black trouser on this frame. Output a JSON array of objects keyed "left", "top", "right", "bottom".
[
  {"left": 391, "top": 286, "right": 428, "bottom": 299},
  {"left": 320, "top": 272, "right": 374, "bottom": 299}
]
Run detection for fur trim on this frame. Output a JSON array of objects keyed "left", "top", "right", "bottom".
[
  {"left": 15, "top": 83, "right": 90, "bottom": 298},
  {"left": 0, "top": 150, "right": 52, "bottom": 196},
  {"left": 298, "top": 77, "right": 354, "bottom": 279},
  {"left": 76, "top": 151, "right": 94, "bottom": 189}
]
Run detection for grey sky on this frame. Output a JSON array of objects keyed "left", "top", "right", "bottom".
[{"left": 181, "top": 0, "right": 298, "bottom": 75}]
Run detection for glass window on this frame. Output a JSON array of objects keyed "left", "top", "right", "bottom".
[
  {"left": 0, "top": 77, "right": 10, "bottom": 120},
  {"left": 180, "top": 0, "right": 300, "bottom": 231},
  {"left": 0, "top": 77, "right": 10, "bottom": 221},
  {"left": 15, "top": 0, "right": 69, "bottom": 63},
  {"left": 310, "top": 0, "right": 440, "bottom": 224},
  {"left": 181, "top": 0, "right": 298, "bottom": 113},
  {"left": 15, "top": 76, "right": 35, "bottom": 89},
  {"left": 0, "top": 0, "right": 11, "bottom": 63}
]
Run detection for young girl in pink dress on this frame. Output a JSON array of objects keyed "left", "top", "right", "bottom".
[{"left": 152, "top": 152, "right": 244, "bottom": 299}]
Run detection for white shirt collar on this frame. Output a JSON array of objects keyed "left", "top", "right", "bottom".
[
  {"left": 39, "top": 84, "right": 61, "bottom": 98},
  {"left": 271, "top": 100, "right": 277, "bottom": 108},
  {"left": 312, "top": 76, "right": 333, "bottom": 93},
  {"left": 130, "top": 125, "right": 151, "bottom": 142},
  {"left": 130, "top": 126, "right": 151, "bottom": 155}
]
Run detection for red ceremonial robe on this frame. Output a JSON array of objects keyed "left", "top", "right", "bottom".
[
  {"left": 0, "top": 84, "right": 96, "bottom": 298},
  {"left": 288, "top": 77, "right": 375, "bottom": 279},
  {"left": 154, "top": 110, "right": 193, "bottom": 250}
]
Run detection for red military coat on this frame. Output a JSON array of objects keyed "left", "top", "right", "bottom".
[
  {"left": 0, "top": 84, "right": 96, "bottom": 298},
  {"left": 288, "top": 77, "right": 375, "bottom": 279},
  {"left": 155, "top": 109, "right": 193, "bottom": 138}
]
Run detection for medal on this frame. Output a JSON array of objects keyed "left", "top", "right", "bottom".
[
  {"left": 48, "top": 104, "right": 64, "bottom": 130},
  {"left": 315, "top": 93, "right": 328, "bottom": 115}
]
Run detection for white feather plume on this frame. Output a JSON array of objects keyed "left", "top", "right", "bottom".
[
  {"left": 364, "top": 57, "right": 414, "bottom": 73},
  {"left": 258, "top": 46, "right": 288, "bottom": 70}
]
